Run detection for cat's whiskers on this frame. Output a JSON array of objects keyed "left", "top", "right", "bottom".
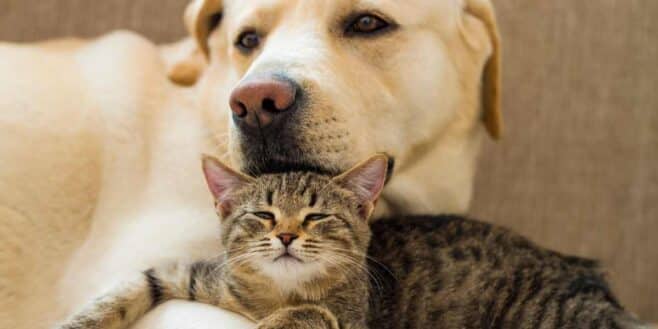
[
  {"left": 314, "top": 252, "right": 368, "bottom": 279},
  {"left": 214, "top": 242, "right": 277, "bottom": 272},
  {"left": 307, "top": 244, "right": 395, "bottom": 280},
  {"left": 333, "top": 254, "right": 384, "bottom": 295},
  {"left": 293, "top": 249, "right": 321, "bottom": 263},
  {"left": 313, "top": 253, "right": 383, "bottom": 295},
  {"left": 309, "top": 245, "right": 389, "bottom": 295},
  {"left": 215, "top": 252, "right": 254, "bottom": 270},
  {"left": 312, "top": 253, "right": 356, "bottom": 280}
]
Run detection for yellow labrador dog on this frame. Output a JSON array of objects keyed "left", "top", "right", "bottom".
[{"left": 0, "top": 0, "right": 501, "bottom": 328}]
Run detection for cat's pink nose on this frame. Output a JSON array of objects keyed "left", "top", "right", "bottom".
[{"left": 277, "top": 233, "right": 298, "bottom": 247}]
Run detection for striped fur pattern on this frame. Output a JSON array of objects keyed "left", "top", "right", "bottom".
[
  {"left": 56, "top": 156, "right": 646, "bottom": 329},
  {"left": 367, "top": 215, "right": 647, "bottom": 329}
]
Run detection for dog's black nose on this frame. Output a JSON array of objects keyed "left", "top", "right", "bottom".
[{"left": 229, "top": 75, "right": 297, "bottom": 129}]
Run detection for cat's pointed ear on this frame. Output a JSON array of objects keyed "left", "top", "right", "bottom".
[
  {"left": 333, "top": 154, "right": 389, "bottom": 219},
  {"left": 202, "top": 155, "right": 254, "bottom": 217}
]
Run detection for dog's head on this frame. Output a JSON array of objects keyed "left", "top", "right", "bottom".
[{"left": 170, "top": 0, "right": 502, "bottom": 176}]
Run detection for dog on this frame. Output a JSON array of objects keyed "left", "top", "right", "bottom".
[{"left": 0, "top": 0, "right": 501, "bottom": 328}]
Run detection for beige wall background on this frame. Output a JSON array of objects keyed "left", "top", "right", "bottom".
[{"left": 1, "top": 0, "right": 656, "bottom": 321}]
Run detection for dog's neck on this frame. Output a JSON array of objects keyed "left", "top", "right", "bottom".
[{"left": 377, "top": 124, "right": 484, "bottom": 217}]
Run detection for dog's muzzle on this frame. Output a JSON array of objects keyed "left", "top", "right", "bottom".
[{"left": 230, "top": 73, "right": 328, "bottom": 175}]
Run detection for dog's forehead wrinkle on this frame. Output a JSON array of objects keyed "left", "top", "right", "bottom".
[
  {"left": 225, "top": 0, "right": 455, "bottom": 28},
  {"left": 250, "top": 34, "right": 329, "bottom": 76},
  {"left": 225, "top": 0, "right": 283, "bottom": 24}
]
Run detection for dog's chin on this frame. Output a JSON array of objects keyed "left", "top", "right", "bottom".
[
  {"left": 233, "top": 122, "right": 348, "bottom": 176},
  {"left": 242, "top": 156, "right": 337, "bottom": 176}
]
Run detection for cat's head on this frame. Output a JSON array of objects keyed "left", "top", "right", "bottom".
[{"left": 202, "top": 154, "right": 388, "bottom": 289}]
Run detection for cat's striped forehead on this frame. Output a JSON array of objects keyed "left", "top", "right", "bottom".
[{"left": 250, "top": 172, "right": 345, "bottom": 214}]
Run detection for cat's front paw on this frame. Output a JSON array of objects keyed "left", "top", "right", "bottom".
[
  {"left": 255, "top": 321, "right": 317, "bottom": 329},
  {"left": 254, "top": 323, "right": 283, "bottom": 329},
  {"left": 256, "top": 322, "right": 338, "bottom": 329},
  {"left": 255, "top": 318, "right": 306, "bottom": 329},
  {"left": 256, "top": 305, "right": 339, "bottom": 329}
]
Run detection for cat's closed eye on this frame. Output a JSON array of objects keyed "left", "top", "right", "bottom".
[
  {"left": 253, "top": 211, "right": 276, "bottom": 222},
  {"left": 304, "top": 213, "right": 330, "bottom": 223}
]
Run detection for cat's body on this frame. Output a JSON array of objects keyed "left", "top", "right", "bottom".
[
  {"left": 57, "top": 155, "right": 646, "bottom": 329},
  {"left": 367, "top": 215, "right": 643, "bottom": 329}
]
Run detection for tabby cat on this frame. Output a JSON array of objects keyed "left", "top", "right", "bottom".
[{"left": 57, "top": 154, "right": 646, "bottom": 329}]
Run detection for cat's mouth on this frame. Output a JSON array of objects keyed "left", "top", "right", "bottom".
[{"left": 273, "top": 251, "right": 302, "bottom": 263}]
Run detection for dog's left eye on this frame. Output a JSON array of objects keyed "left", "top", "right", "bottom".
[
  {"left": 345, "top": 14, "right": 391, "bottom": 36},
  {"left": 236, "top": 31, "right": 261, "bottom": 52}
]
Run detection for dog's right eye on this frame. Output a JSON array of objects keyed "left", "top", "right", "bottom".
[
  {"left": 236, "top": 31, "right": 261, "bottom": 52},
  {"left": 344, "top": 13, "right": 395, "bottom": 37}
]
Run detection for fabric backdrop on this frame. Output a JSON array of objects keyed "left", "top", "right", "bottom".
[{"left": 2, "top": 0, "right": 656, "bottom": 321}]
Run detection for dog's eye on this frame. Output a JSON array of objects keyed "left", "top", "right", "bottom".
[
  {"left": 253, "top": 211, "right": 276, "bottom": 222},
  {"left": 236, "top": 31, "right": 261, "bottom": 52},
  {"left": 304, "top": 213, "right": 329, "bottom": 223},
  {"left": 345, "top": 14, "right": 391, "bottom": 36}
]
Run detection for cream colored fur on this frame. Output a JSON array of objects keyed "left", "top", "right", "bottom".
[{"left": 0, "top": 0, "right": 501, "bottom": 328}]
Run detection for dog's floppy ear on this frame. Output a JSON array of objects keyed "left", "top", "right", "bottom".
[
  {"left": 462, "top": 0, "right": 503, "bottom": 140},
  {"left": 167, "top": 0, "right": 223, "bottom": 86},
  {"left": 184, "top": 0, "right": 223, "bottom": 58}
]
